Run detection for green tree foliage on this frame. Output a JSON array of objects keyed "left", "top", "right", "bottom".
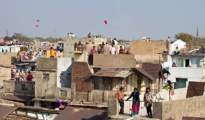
[
  {"left": 175, "top": 32, "right": 194, "bottom": 44},
  {"left": 4, "top": 36, "right": 11, "bottom": 41},
  {"left": 59, "top": 37, "right": 63, "bottom": 41},
  {"left": 11, "top": 33, "right": 33, "bottom": 42},
  {"left": 117, "top": 39, "right": 124, "bottom": 42}
]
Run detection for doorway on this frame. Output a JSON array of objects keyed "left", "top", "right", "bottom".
[{"left": 185, "top": 59, "right": 190, "bottom": 67}]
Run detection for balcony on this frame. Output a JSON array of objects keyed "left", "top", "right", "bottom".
[
  {"left": 3, "top": 80, "right": 35, "bottom": 96},
  {"left": 71, "top": 44, "right": 85, "bottom": 53}
]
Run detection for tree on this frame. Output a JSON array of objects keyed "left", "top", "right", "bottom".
[
  {"left": 59, "top": 37, "right": 63, "bottom": 41},
  {"left": 4, "top": 36, "right": 11, "bottom": 41},
  {"left": 175, "top": 32, "right": 194, "bottom": 44},
  {"left": 118, "top": 39, "right": 124, "bottom": 42},
  {"left": 11, "top": 33, "right": 32, "bottom": 42}
]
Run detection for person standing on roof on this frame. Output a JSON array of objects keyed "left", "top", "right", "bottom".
[
  {"left": 67, "top": 33, "right": 71, "bottom": 38},
  {"left": 88, "top": 33, "right": 91, "bottom": 38},
  {"left": 119, "top": 46, "right": 125, "bottom": 54},
  {"left": 50, "top": 47, "right": 55, "bottom": 58},
  {"left": 144, "top": 87, "right": 153, "bottom": 118},
  {"left": 27, "top": 71, "right": 33, "bottom": 81},
  {"left": 126, "top": 88, "right": 140, "bottom": 116},
  {"left": 15, "top": 70, "right": 20, "bottom": 81},
  {"left": 109, "top": 43, "right": 116, "bottom": 54},
  {"left": 115, "top": 87, "right": 124, "bottom": 114},
  {"left": 163, "top": 80, "right": 175, "bottom": 101}
]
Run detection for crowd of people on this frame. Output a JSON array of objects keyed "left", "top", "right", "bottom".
[
  {"left": 115, "top": 80, "right": 175, "bottom": 118},
  {"left": 12, "top": 69, "right": 33, "bottom": 82}
]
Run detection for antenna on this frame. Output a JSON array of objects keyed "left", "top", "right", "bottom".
[
  {"left": 196, "top": 28, "right": 199, "bottom": 38},
  {"left": 55, "top": 31, "right": 56, "bottom": 39},
  {"left": 6, "top": 29, "right": 8, "bottom": 36}
]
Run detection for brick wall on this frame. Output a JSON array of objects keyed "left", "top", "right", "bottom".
[{"left": 72, "top": 62, "right": 93, "bottom": 92}]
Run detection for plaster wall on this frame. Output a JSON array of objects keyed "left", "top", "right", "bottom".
[
  {"left": 153, "top": 95, "right": 205, "bottom": 120},
  {"left": 131, "top": 41, "right": 169, "bottom": 54},
  {"left": 57, "top": 58, "right": 72, "bottom": 88},
  {"left": 169, "top": 67, "right": 202, "bottom": 83},
  {"left": 93, "top": 54, "right": 136, "bottom": 68},
  {"left": 135, "top": 54, "right": 166, "bottom": 63},
  {"left": 170, "top": 39, "right": 186, "bottom": 55},
  {"left": 0, "top": 55, "right": 11, "bottom": 67},
  {"left": 35, "top": 71, "right": 57, "bottom": 99},
  {"left": 0, "top": 67, "right": 11, "bottom": 85},
  {"left": 36, "top": 58, "right": 57, "bottom": 70}
]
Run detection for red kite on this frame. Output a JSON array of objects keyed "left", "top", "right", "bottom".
[
  {"left": 35, "top": 25, "right": 39, "bottom": 28},
  {"left": 104, "top": 20, "right": 107, "bottom": 24}
]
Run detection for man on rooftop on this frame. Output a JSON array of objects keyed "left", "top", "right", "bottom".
[
  {"left": 67, "top": 33, "right": 71, "bottom": 38},
  {"left": 119, "top": 46, "right": 124, "bottom": 54},
  {"left": 109, "top": 43, "right": 116, "bottom": 54},
  {"left": 50, "top": 47, "right": 55, "bottom": 58},
  {"left": 88, "top": 33, "right": 91, "bottom": 38}
]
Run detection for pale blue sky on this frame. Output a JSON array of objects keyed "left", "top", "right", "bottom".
[{"left": 0, "top": 0, "right": 205, "bottom": 40}]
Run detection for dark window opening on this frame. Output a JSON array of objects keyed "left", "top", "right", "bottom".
[{"left": 185, "top": 59, "right": 190, "bottom": 67}]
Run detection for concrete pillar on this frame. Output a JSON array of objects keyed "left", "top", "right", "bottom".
[
  {"left": 34, "top": 101, "right": 41, "bottom": 107},
  {"left": 71, "top": 82, "right": 76, "bottom": 102},
  {"left": 104, "top": 91, "right": 108, "bottom": 103},
  {"left": 140, "top": 76, "right": 146, "bottom": 93},
  {"left": 108, "top": 98, "right": 119, "bottom": 116},
  {"left": 88, "top": 91, "right": 92, "bottom": 102}
]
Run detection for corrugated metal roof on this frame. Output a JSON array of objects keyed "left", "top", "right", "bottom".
[
  {"left": 1, "top": 95, "right": 34, "bottom": 102},
  {"left": 133, "top": 68, "right": 156, "bottom": 81},
  {"left": 54, "top": 107, "right": 107, "bottom": 120},
  {"left": 0, "top": 105, "right": 18, "bottom": 119},
  {"left": 92, "top": 70, "right": 132, "bottom": 78},
  {"left": 182, "top": 116, "right": 205, "bottom": 120},
  {"left": 142, "top": 63, "right": 161, "bottom": 80}
]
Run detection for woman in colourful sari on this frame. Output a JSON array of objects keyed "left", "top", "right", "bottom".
[
  {"left": 126, "top": 88, "right": 140, "bottom": 116},
  {"left": 89, "top": 46, "right": 97, "bottom": 65}
]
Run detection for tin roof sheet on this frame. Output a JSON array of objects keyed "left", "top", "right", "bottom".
[
  {"left": 1, "top": 95, "right": 34, "bottom": 102},
  {"left": 54, "top": 107, "right": 107, "bottom": 120},
  {"left": 0, "top": 105, "right": 18, "bottom": 119}
]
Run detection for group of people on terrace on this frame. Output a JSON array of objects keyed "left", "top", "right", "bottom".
[
  {"left": 115, "top": 80, "right": 175, "bottom": 118},
  {"left": 12, "top": 69, "right": 33, "bottom": 82}
]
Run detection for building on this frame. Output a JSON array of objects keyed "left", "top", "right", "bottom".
[
  {"left": 40, "top": 42, "right": 49, "bottom": 46},
  {"left": 163, "top": 39, "right": 204, "bottom": 89},
  {"left": 63, "top": 37, "right": 107, "bottom": 57},
  {"left": 0, "top": 45, "right": 23, "bottom": 53},
  {"left": 34, "top": 57, "right": 72, "bottom": 105}
]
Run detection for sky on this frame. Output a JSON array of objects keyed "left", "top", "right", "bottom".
[{"left": 0, "top": 0, "right": 205, "bottom": 40}]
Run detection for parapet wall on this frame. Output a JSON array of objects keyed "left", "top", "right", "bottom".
[
  {"left": 93, "top": 54, "right": 136, "bottom": 68},
  {"left": 64, "top": 38, "right": 107, "bottom": 57},
  {"left": 153, "top": 95, "right": 205, "bottom": 120},
  {"left": 131, "top": 41, "right": 169, "bottom": 54}
]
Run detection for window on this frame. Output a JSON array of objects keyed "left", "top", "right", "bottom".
[
  {"left": 176, "top": 58, "right": 183, "bottom": 67},
  {"left": 184, "top": 59, "right": 192, "bottom": 67},
  {"left": 94, "top": 79, "right": 99, "bottom": 89},
  {"left": 196, "top": 59, "right": 202, "bottom": 67},
  {"left": 43, "top": 74, "right": 49, "bottom": 80},
  {"left": 60, "top": 90, "right": 67, "bottom": 97},
  {"left": 174, "top": 78, "right": 187, "bottom": 89},
  {"left": 103, "top": 78, "right": 112, "bottom": 90}
]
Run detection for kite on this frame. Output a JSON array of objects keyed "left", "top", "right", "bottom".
[
  {"left": 57, "top": 99, "right": 64, "bottom": 109},
  {"left": 164, "top": 86, "right": 169, "bottom": 91},
  {"left": 35, "top": 25, "right": 39, "bottom": 28},
  {"left": 59, "top": 104, "right": 64, "bottom": 109},
  {"left": 104, "top": 20, "right": 107, "bottom": 24},
  {"left": 37, "top": 19, "right": 40, "bottom": 22}
]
